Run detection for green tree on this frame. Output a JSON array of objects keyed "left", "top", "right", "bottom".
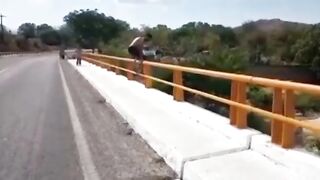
[
  {"left": 64, "top": 9, "right": 129, "bottom": 50},
  {"left": 245, "top": 31, "right": 268, "bottom": 63},
  {"left": 18, "top": 23, "right": 36, "bottom": 39},
  {"left": 35, "top": 24, "right": 61, "bottom": 45},
  {"left": 36, "top": 24, "right": 54, "bottom": 36},
  {"left": 40, "top": 30, "right": 61, "bottom": 45},
  {"left": 59, "top": 25, "right": 76, "bottom": 47},
  {"left": 100, "top": 29, "right": 139, "bottom": 57},
  {"left": 149, "top": 25, "right": 171, "bottom": 51},
  {"left": 169, "top": 22, "right": 198, "bottom": 56},
  {"left": 169, "top": 22, "right": 222, "bottom": 56},
  {"left": 266, "top": 28, "right": 305, "bottom": 63},
  {"left": 293, "top": 24, "right": 320, "bottom": 72},
  {"left": 211, "top": 25, "right": 238, "bottom": 47}
]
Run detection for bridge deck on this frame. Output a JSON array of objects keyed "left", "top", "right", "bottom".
[{"left": 69, "top": 59, "right": 320, "bottom": 180}]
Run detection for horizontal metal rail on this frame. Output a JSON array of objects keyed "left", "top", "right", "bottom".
[{"left": 83, "top": 53, "right": 320, "bottom": 148}]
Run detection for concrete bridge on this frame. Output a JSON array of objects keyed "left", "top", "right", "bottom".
[{"left": 0, "top": 52, "right": 320, "bottom": 180}]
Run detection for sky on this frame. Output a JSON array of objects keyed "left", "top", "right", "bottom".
[{"left": 1, "top": 0, "right": 320, "bottom": 30}]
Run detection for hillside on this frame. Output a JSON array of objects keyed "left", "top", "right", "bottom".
[{"left": 234, "top": 18, "right": 311, "bottom": 33}]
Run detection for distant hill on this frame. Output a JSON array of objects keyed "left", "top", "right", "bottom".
[{"left": 234, "top": 19, "right": 311, "bottom": 33}]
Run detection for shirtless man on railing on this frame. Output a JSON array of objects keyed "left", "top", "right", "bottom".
[{"left": 128, "top": 33, "right": 152, "bottom": 79}]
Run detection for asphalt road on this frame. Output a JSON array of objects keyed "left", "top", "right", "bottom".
[{"left": 0, "top": 54, "right": 175, "bottom": 180}]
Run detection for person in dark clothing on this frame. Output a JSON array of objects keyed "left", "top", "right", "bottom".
[
  {"left": 59, "top": 45, "right": 65, "bottom": 60},
  {"left": 76, "top": 47, "right": 82, "bottom": 66}
]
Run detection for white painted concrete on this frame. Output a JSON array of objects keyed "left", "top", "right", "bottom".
[
  {"left": 184, "top": 135, "right": 320, "bottom": 180},
  {"left": 129, "top": 85, "right": 260, "bottom": 147},
  {"left": 250, "top": 135, "right": 320, "bottom": 180},
  {"left": 184, "top": 150, "right": 294, "bottom": 180},
  {"left": 89, "top": 61, "right": 259, "bottom": 147},
  {"left": 0, "top": 68, "right": 8, "bottom": 74},
  {"left": 68, "top": 60, "right": 253, "bottom": 176}
]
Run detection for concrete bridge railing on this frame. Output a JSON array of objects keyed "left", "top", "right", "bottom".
[
  {"left": 82, "top": 53, "right": 320, "bottom": 149},
  {"left": 69, "top": 55, "right": 320, "bottom": 179}
]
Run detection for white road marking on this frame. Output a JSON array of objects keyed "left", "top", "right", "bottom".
[
  {"left": 0, "top": 68, "right": 8, "bottom": 74},
  {"left": 58, "top": 61, "right": 101, "bottom": 180}
]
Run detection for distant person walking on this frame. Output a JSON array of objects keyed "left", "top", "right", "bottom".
[
  {"left": 128, "top": 33, "right": 152, "bottom": 77},
  {"left": 76, "top": 47, "right": 82, "bottom": 66},
  {"left": 59, "top": 45, "right": 65, "bottom": 60}
]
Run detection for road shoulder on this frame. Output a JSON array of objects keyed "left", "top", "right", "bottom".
[{"left": 60, "top": 60, "right": 176, "bottom": 180}]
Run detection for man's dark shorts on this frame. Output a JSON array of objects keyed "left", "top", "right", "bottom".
[{"left": 128, "top": 46, "right": 143, "bottom": 60}]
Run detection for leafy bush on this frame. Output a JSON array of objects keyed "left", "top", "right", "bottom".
[
  {"left": 186, "top": 48, "right": 249, "bottom": 73},
  {"left": 152, "top": 68, "right": 173, "bottom": 95},
  {"left": 15, "top": 38, "right": 31, "bottom": 51},
  {"left": 296, "top": 93, "right": 320, "bottom": 113},
  {"left": 182, "top": 48, "right": 249, "bottom": 96},
  {"left": 102, "top": 45, "right": 130, "bottom": 58},
  {"left": 246, "top": 87, "right": 272, "bottom": 134},
  {"left": 40, "top": 30, "right": 61, "bottom": 45},
  {"left": 304, "top": 136, "right": 320, "bottom": 155},
  {"left": 18, "top": 23, "right": 36, "bottom": 39},
  {"left": 248, "top": 86, "right": 272, "bottom": 109},
  {"left": 248, "top": 113, "right": 270, "bottom": 134},
  {"left": 293, "top": 24, "right": 320, "bottom": 70}
]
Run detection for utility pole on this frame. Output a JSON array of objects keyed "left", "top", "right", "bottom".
[{"left": 0, "top": 14, "right": 5, "bottom": 43}]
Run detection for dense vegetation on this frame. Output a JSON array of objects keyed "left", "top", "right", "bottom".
[
  {"left": 1, "top": 10, "right": 319, "bottom": 73},
  {"left": 0, "top": 22, "right": 64, "bottom": 51}
]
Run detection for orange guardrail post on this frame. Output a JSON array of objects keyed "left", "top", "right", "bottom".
[
  {"left": 235, "top": 82, "right": 247, "bottom": 128},
  {"left": 127, "top": 62, "right": 134, "bottom": 80},
  {"left": 108, "top": 59, "right": 114, "bottom": 72},
  {"left": 97, "top": 60, "right": 102, "bottom": 67},
  {"left": 101, "top": 57, "right": 109, "bottom": 71},
  {"left": 115, "top": 61, "right": 121, "bottom": 74},
  {"left": 143, "top": 64, "right": 153, "bottom": 88},
  {"left": 97, "top": 57, "right": 106, "bottom": 70},
  {"left": 271, "top": 88, "right": 284, "bottom": 145},
  {"left": 108, "top": 59, "right": 113, "bottom": 71},
  {"left": 282, "top": 89, "right": 296, "bottom": 148},
  {"left": 173, "top": 70, "right": 184, "bottom": 101},
  {"left": 230, "top": 81, "right": 238, "bottom": 125}
]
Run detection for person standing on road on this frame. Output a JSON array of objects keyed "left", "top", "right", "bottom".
[
  {"left": 128, "top": 33, "right": 152, "bottom": 78},
  {"left": 59, "top": 45, "right": 65, "bottom": 60},
  {"left": 76, "top": 47, "right": 82, "bottom": 66}
]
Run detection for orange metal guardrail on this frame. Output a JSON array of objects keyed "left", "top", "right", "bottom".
[
  {"left": 0, "top": 52, "right": 19, "bottom": 56},
  {"left": 0, "top": 51, "right": 42, "bottom": 56},
  {"left": 0, "top": 51, "right": 60, "bottom": 56},
  {"left": 0, "top": 49, "right": 93, "bottom": 57},
  {"left": 82, "top": 53, "right": 320, "bottom": 149}
]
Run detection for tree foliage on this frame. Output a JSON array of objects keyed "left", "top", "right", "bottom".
[
  {"left": 168, "top": 22, "right": 222, "bottom": 56},
  {"left": 63, "top": 9, "right": 129, "bottom": 49},
  {"left": 293, "top": 24, "right": 320, "bottom": 71},
  {"left": 35, "top": 24, "right": 61, "bottom": 45},
  {"left": 40, "top": 30, "right": 61, "bottom": 45},
  {"left": 18, "top": 23, "right": 36, "bottom": 39},
  {"left": 58, "top": 25, "right": 76, "bottom": 47},
  {"left": 36, "top": 24, "right": 54, "bottom": 36}
]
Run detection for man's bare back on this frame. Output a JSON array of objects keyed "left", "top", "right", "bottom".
[{"left": 128, "top": 33, "right": 152, "bottom": 79}]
